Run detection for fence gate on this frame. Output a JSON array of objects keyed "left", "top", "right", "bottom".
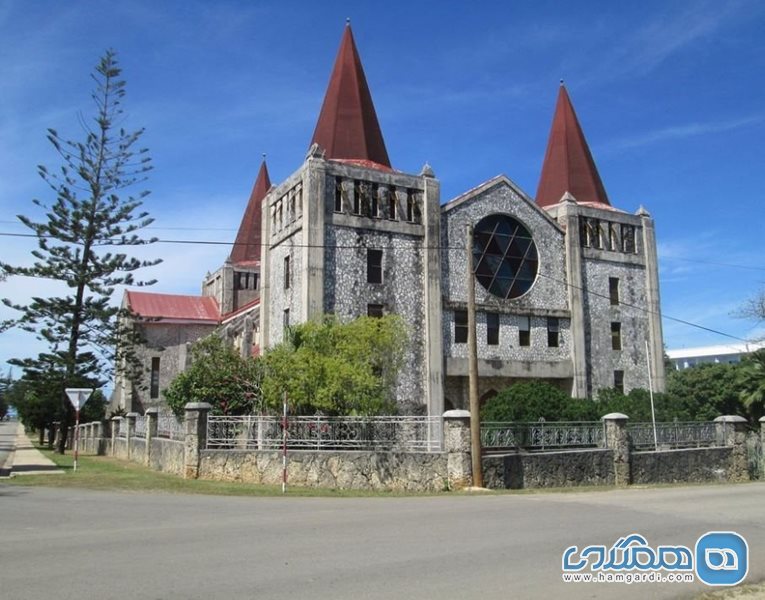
[{"left": 746, "top": 432, "right": 762, "bottom": 480}]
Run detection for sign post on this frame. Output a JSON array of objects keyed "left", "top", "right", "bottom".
[{"left": 65, "top": 388, "right": 94, "bottom": 472}]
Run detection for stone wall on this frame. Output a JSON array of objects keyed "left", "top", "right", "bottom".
[
  {"left": 149, "top": 438, "right": 184, "bottom": 476},
  {"left": 484, "top": 449, "right": 614, "bottom": 489},
  {"left": 631, "top": 447, "right": 732, "bottom": 484},
  {"left": 199, "top": 450, "right": 447, "bottom": 492},
  {"left": 324, "top": 226, "right": 426, "bottom": 407},
  {"left": 66, "top": 410, "right": 763, "bottom": 493}
]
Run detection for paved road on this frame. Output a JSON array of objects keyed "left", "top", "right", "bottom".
[
  {"left": 0, "top": 482, "right": 763, "bottom": 600},
  {"left": 0, "top": 420, "right": 18, "bottom": 476}
]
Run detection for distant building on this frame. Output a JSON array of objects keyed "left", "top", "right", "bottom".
[
  {"left": 113, "top": 23, "right": 666, "bottom": 414},
  {"left": 666, "top": 342, "right": 765, "bottom": 370}
]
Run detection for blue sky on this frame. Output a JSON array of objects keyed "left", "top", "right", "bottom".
[{"left": 1, "top": 0, "right": 764, "bottom": 373}]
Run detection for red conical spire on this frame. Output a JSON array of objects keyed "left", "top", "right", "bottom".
[
  {"left": 536, "top": 83, "right": 610, "bottom": 208},
  {"left": 310, "top": 22, "right": 391, "bottom": 168},
  {"left": 230, "top": 159, "right": 271, "bottom": 265}
]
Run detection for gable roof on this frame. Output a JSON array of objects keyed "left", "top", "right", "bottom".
[
  {"left": 535, "top": 83, "right": 610, "bottom": 208},
  {"left": 442, "top": 174, "right": 565, "bottom": 233},
  {"left": 125, "top": 291, "right": 220, "bottom": 323},
  {"left": 230, "top": 159, "right": 270, "bottom": 266},
  {"left": 309, "top": 23, "right": 391, "bottom": 169}
]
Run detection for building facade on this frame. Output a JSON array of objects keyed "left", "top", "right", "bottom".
[
  {"left": 258, "top": 24, "right": 665, "bottom": 415},
  {"left": 114, "top": 23, "right": 665, "bottom": 415}
]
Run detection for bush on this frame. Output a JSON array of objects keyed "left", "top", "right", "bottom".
[{"left": 164, "top": 336, "right": 262, "bottom": 417}]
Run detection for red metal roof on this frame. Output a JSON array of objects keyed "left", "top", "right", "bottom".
[
  {"left": 126, "top": 291, "right": 220, "bottom": 322},
  {"left": 535, "top": 84, "right": 610, "bottom": 208},
  {"left": 230, "top": 160, "right": 270, "bottom": 265},
  {"left": 221, "top": 297, "right": 260, "bottom": 322},
  {"left": 310, "top": 23, "right": 391, "bottom": 168}
]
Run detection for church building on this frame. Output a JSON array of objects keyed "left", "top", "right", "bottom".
[{"left": 112, "top": 23, "right": 665, "bottom": 416}]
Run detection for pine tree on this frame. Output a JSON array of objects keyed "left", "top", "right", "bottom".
[{"left": 1, "top": 50, "right": 160, "bottom": 452}]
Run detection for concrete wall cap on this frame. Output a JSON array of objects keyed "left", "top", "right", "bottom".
[
  {"left": 111, "top": 416, "right": 124, "bottom": 421},
  {"left": 184, "top": 402, "right": 213, "bottom": 411},
  {"left": 714, "top": 415, "right": 747, "bottom": 423},
  {"left": 760, "top": 416, "right": 765, "bottom": 423},
  {"left": 145, "top": 408, "right": 160, "bottom": 415},
  {"left": 601, "top": 413, "right": 629, "bottom": 421},
  {"left": 126, "top": 412, "right": 140, "bottom": 418},
  {"left": 443, "top": 409, "right": 471, "bottom": 419}
]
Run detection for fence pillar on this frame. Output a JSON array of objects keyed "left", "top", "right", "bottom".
[
  {"left": 714, "top": 415, "right": 749, "bottom": 482},
  {"left": 52, "top": 422, "right": 61, "bottom": 449},
  {"left": 145, "top": 408, "right": 159, "bottom": 467},
  {"left": 602, "top": 413, "right": 630, "bottom": 486},
  {"left": 125, "top": 413, "right": 139, "bottom": 460},
  {"left": 184, "top": 402, "right": 212, "bottom": 480},
  {"left": 760, "top": 417, "right": 765, "bottom": 480},
  {"left": 111, "top": 417, "right": 122, "bottom": 457},
  {"left": 92, "top": 421, "right": 103, "bottom": 455},
  {"left": 443, "top": 410, "right": 472, "bottom": 489}
]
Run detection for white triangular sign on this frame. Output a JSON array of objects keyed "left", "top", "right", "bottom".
[{"left": 65, "top": 388, "right": 94, "bottom": 411}]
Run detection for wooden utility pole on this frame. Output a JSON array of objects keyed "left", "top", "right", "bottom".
[{"left": 466, "top": 224, "right": 483, "bottom": 488}]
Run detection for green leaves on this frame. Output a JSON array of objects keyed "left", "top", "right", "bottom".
[
  {"left": 260, "top": 315, "right": 406, "bottom": 416},
  {"left": 0, "top": 51, "right": 160, "bottom": 449},
  {"left": 163, "top": 336, "right": 262, "bottom": 417}
]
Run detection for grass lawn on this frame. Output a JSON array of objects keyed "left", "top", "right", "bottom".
[{"left": 4, "top": 446, "right": 446, "bottom": 497}]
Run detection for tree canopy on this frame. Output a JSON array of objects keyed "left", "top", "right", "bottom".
[
  {"left": 163, "top": 336, "right": 262, "bottom": 417},
  {"left": 260, "top": 315, "right": 407, "bottom": 416},
  {"left": 0, "top": 50, "right": 158, "bottom": 451}
]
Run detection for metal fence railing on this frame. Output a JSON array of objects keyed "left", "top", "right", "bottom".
[
  {"left": 481, "top": 421, "right": 604, "bottom": 452},
  {"left": 628, "top": 421, "right": 719, "bottom": 450},
  {"left": 206, "top": 415, "right": 443, "bottom": 452},
  {"left": 157, "top": 413, "right": 184, "bottom": 440}
]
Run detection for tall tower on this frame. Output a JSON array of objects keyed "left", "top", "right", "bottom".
[
  {"left": 538, "top": 83, "right": 665, "bottom": 396},
  {"left": 259, "top": 23, "right": 444, "bottom": 415}
]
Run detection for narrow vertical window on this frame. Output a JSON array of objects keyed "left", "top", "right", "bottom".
[
  {"left": 370, "top": 183, "right": 379, "bottom": 218},
  {"left": 353, "top": 181, "right": 362, "bottom": 215},
  {"left": 622, "top": 225, "right": 635, "bottom": 253},
  {"left": 367, "top": 303, "right": 384, "bottom": 318},
  {"left": 406, "top": 190, "right": 415, "bottom": 222},
  {"left": 547, "top": 317, "right": 560, "bottom": 347},
  {"left": 253, "top": 273, "right": 259, "bottom": 291},
  {"left": 609, "top": 277, "right": 620, "bottom": 306},
  {"left": 234, "top": 272, "right": 242, "bottom": 291},
  {"left": 283, "top": 308, "right": 290, "bottom": 332},
  {"left": 614, "top": 370, "right": 624, "bottom": 393},
  {"left": 592, "top": 220, "right": 602, "bottom": 249},
  {"left": 334, "top": 177, "right": 343, "bottom": 212},
  {"left": 609, "top": 223, "right": 619, "bottom": 251},
  {"left": 284, "top": 256, "right": 290, "bottom": 290},
  {"left": 150, "top": 357, "right": 160, "bottom": 399},
  {"left": 611, "top": 322, "right": 622, "bottom": 350},
  {"left": 367, "top": 248, "right": 383, "bottom": 284},
  {"left": 486, "top": 312, "right": 499, "bottom": 346},
  {"left": 454, "top": 309, "right": 468, "bottom": 344},
  {"left": 388, "top": 187, "right": 397, "bottom": 220},
  {"left": 518, "top": 315, "right": 530, "bottom": 347}
]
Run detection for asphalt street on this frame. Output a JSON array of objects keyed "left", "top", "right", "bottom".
[{"left": 1, "top": 481, "right": 763, "bottom": 600}]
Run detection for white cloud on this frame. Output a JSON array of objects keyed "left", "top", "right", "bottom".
[{"left": 606, "top": 115, "right": 764, "bottom": 152}]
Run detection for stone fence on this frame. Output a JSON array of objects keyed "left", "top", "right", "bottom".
[{"left": 64, "top": 406, "right": 765, "bottom": 492}]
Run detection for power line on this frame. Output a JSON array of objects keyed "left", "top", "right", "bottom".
[
  {"left": 3, "top": 230, "right": 764, "bottom": 272},
  {"left": 0, "top": 231, "right": 755, "bottom": 344}
]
